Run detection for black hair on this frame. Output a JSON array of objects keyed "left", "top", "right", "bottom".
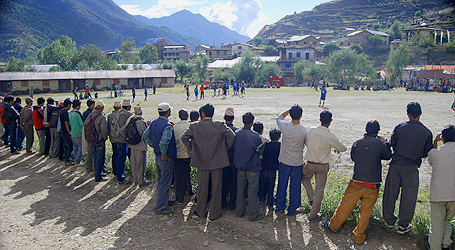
[
  {"left": 47, "top": 97, "right": 54, "bottom": 104},
  {"left": 4, "top": 96, "right": 14, "bottom": 103},
  {"left": 441, "top": 125, "right": 455, "bottom": 143},
  {"left": 179, "top": 109, "right": 188, "bottom": 120},
  {"left": 253, "top": 122, "right": 263, "bottom": 133},
  {"left": 63, "top": 98, "right": 72, "bottom": 107},
  {"left": 365, "top": 120, "right": 380, "bottom": 135},
  {"left": 224, "top": 115, "right": 234, "bottom": 122},
  {"left": 269, "top": 128, "right": 281, "bottom": 141},
  {"left": 320, "top": 110, "right": 332, "bottom": 125},
  {"left": 14, "top": 97, "right": 21, "bottom": 103},
  {"left": 158, "top": 111, "right": 168, "bottom": 116},
  {"left": 37, "top": 97, "right": 45, "bottom": 105},
  {"left": 122, "top": 106, "right": 129, "bottom": 110},
  {"left": 87, "top": 99, "right": 95, "bottom": 107},
  {"left": 242, "top": 112, "right": 255, "bottom": 125},
  {"left": 200, "top": 103, "right": 214, "bottom": 118},
  {"left": 289, "top": 104, "right": 303, "bottom": 120},
  {"left": 72, "top": 99, "right": 81, "bottom": 108},
  {"left": 190, "top": 110, "right": 199, "bottom": 121},
  {"left": 407, "top": 102, "right": 422, "bottom": 119}
]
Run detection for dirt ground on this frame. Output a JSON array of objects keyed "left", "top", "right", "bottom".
[{"left": 1, "top": 87, "right": 454, "bottom": 249}]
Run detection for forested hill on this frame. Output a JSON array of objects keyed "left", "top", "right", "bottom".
[
  {"left": 134, "top": 10, "right": 250, "bottom": 47},
  {"left": 0, "top": 0, "right": 202, "bottom": 61},
  {"left": 255, "top": 0, "right": 454, "bottom": 40}
]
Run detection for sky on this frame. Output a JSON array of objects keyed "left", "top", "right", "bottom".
[{"left": 113, "top": 0, "right": 331, "bottom": 38}]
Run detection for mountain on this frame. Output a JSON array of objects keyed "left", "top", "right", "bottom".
[
  {"left": 134, "top": 10, "right": 250, "bottom": 47},
  {"left": 0, "top": 0, "right": 202, "bottom": 61},
  {"left": 255, "top": 0, "right": 454, "bottom": 40}
]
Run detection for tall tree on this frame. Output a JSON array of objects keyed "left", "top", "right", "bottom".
[
  {"left": 294, "top": 60, "right": 312, "bottom": 80},
  {"left": 119, "top": 39, "right": 137, "bottom": 63},
  {"left": 388, "top": 21, "right": 402, "bottom": 41},
  {"left": 322, "top": 42, "right": 340, "bottom": 57},
  {"left": 4, "top": 57, "right": 26, "bottom": 72},
  {"left": 230, "top": 50, "right": 261, "bottom": 83},
  {"left": 174, "top": 60, "right": 192, "bottom": 82},
  {"left": 257, "top": 62, "right": 281, "bottom": 83},
  {"left": 385, "top": 44, "right": 411, "bottom": 83},
  {"left": 326, "top": 49, "right": 375, "bottom": 86},
  {"left": 193, "top": 54, "right": 210, "bottom": 84},
  {"left": 139, "top": 44, "right": 159, "bottom": 64},
  {"left": 37, "top": 35, "right": 77, "bottom": 71}
]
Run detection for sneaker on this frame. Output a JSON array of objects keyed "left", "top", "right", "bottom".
[
  {"left": 442, "top": 244, "right": 451, "bottom": 250},
  {"left": 139, "top": 181, "right": 152, "bottom": 187},
  {"left": 286, "top": 208, "right": 302, "bottom": 216},
  {"left": 156, "top": 208, "right": 173, "bottom": 215},
  {"left": 397, "top": 224, "right": 412, "bottom": 234},
  {"left": 248, "top": 214, "right": 265, "bottom": 222},
  {"left": 321, "top": 220, "right": 339, "bottom": 233},
  {"left": 118, "top": 180, "right": 132, "bottom": 185},
  {"left": 26, "top": 151, "right": 36, "bottom": 155},
  {"left": 65, "top": 161, "right": 75, "bottom": 166},
  {"left": 387, "top": 223, "right": 395, "bottom": 228},
  {"left": 273, "top": 205, "right": 285, "bottom": 213},
  {"left": 11, "top": 151, "right": 20, "bottom": 155},
  {"left": 309, "top": 213, "right": 323, "bottom": 223},
  {"left": 96, "top": 177, "right": 108, "bottom": 182}
]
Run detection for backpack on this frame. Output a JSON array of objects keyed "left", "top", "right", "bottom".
[
  {"left": 111, "top": 110, "right": 124, "bottom": 138},
  {"left": 85, "top": 113, "right": 102, "bottom": 144},
  {"left": 49, "top": 108, "right": 61, "bottom": 128},
  {"left": 124, "top": 118, "right": 142, "bottom": 145}
]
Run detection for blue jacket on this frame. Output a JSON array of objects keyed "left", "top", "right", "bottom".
[
  {"left": 233, "top": 127, "right": 263, "bottom": 172},
  {"left": 148, "top": 117, "right": 177, "bottom": 159}
]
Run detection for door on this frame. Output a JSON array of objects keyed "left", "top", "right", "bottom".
[{"left": 58, "top": 80, "right": 71, "bottom": 92}]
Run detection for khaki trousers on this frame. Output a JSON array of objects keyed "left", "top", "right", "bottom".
[
  {"left": 130, "top": 148, "right": 147, "bottom": 185},
  {"left": 302, "top": 162, "right": 329, "bottom": 218},
  {"left": 329, "top": 181, "right": 379, "bottom": 244},
  {"left": 429, "top": 201, "right": 455, "bottom": 250}
]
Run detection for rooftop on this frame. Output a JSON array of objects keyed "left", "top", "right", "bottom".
[{"left": 142, "top": 38, "right": 166, "bottom": 45}]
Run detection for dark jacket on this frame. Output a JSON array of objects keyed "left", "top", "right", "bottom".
[
  {"left": 233, "top": 127, "right": 263, "bottom": 172},
  {"left": 262, "top": 141, "right": 281, "bottom": 171},
  {"left": 351, "top": 134, "right": 392, "bottom": 183},
  {"left": 148, "top": 117, "right": 177, "bottom": 159},
  {"left": 3, "top": 104, "right": 20, "bottom": 128}
]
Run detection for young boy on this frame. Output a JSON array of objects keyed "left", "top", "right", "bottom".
[
  {"left": 253, "top": 122, "right": 270, "bottom": 144},
  {"left": 259, "top": 128, "right": 281, "bottom": 207}
]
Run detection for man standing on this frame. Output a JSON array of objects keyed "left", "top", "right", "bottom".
[
  {"left": 274, "top": 105, "right": 308, "bottom": 216},
  {"left": 83, "top": 99, "right": 96, "bottom": 172},
  {"left": 46, "top": 98, "right": 61, "bottom": 158},
  {"left": 13, "top": 97, "right": 25, "bottom": 150},
  {"left": 182, "top": 103, "right": 236, "bottom": 220},
  {"left": 234, "top": 112, "right": 264, "bottom": 221},
  {"left": 427, "top": 125, "right": 455, "bottom": 250},
  {"left": 84, "top": 101, "right": 109, "bottom": 182},
  {"left": 322, "top": 120, "right": 391, "bottom": 245},
  {"left": 33, "top": 97, "right": 46, "bottom": 155},
  {"left": 319, "top": 85, "right": 327, "bottom": 107},
  {"left": 303, "top": 110, "right": 347, "bottom": 222},
  {"left": 144, "top": 86, "right": 148, "bottom": 101},
  {"left": 144, "top": 103, "right": 177, "bottom": 214},
  {"left": 0, "top": 98, "right": 10, "bottom": 146},
  {"left": 383, "top": 102, "right": 433, "bottom": 234},
  {"left": 173, "top": 109, "right": 192, "bottom": 204},
  {"left": 222, "top": 107, "right": 238, "bottom": 210},
  {"left": 3, "top": 96, "right": 20, "bottom": 154},
  {"left": 20, "top": 97, "right": 34, "bottom": 155},
  {"left": 113, "top": 99, "right": 133, "bottom": 185},
  {"left": 108, "top": 100, "right": 122, "bottom": 177},
  {"left": 59, "top": 98, "right": 73, "bottom": 165},
  {"left": 69, "top": 100, "right": 84, "bottom": 165},
  {"left": 200, "top": 85, "right": 205, "bottom": 99}
]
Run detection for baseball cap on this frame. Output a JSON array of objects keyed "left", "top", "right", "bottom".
[{"left": 157, "top": 102, "right": 172, "bottom": 112}]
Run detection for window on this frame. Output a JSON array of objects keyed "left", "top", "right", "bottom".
[
  {"left": 21, "top": 80, "right": 28, "bottom": 87},
  {"left": 304, "top": 42, "right": 307, "bottom": 45},
  {"left": 296, "top": 52, "right": 301, "bottom": 58},
  {"left": 305, "top": 53, "right": 310, "bottom": 60},
  {"left": 42, "top": 80, "right": 50, "bottom": 87},
  {"left": 285, "top": 62, "right": 292, "bottom": 68},
  {"left": 289, "top": 53, "right": 293, "bottom": 59},
  {"left": 161, "top": 78, "right": 168, "bottom": 83},
  {"left": 238, "top": 46, "right": 242, "bottom": 49},
  {"left": 113, "top": 79, "right": 119, "bottom": 84},
  {"left": 94, "top": 79, "right": 100, "bottom": 85}
]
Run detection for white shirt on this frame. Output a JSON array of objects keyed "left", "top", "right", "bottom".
[
  {"left": 276, "top": 114, "right": 308, "bottom": 166},
  {"left": 174, "top": 120, "right": 190, "bottom": 159},
  {"left": 305, "top": 125, "right": 347, "bottom": 164},
  {"left": 428, "top": 141, "right": 455, "bottom": 202}
]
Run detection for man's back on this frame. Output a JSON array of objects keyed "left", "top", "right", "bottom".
[
  {"left": 174, "top": 120, "right": 190, "bottom": 159},
  {"left": 305, "top": 126, "right": 346, "bottom": 164},
  {"left": 233, "top": 127, "right": 262, "bottom": 172},
  {"left": 276, "top": 115, "right": 307, "bottom": 166},
  {"left": 107, "top": 110, "right": 119, "bottom": 143},
  {"left": 428, "top": 142, "right": 455, "bottom": 202}
]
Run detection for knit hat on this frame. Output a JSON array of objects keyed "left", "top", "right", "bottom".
[
  {"left": 95, "top": 100, "right": 105, "bottom": 108},
  {"left": 122, "top": 99, "right": 131, "bottom": 107},
  {"left": 225, "top": 107, "right": 234, "bottom": 116},
  {"left": 134, "top": 104, "right": 142, "bottom": 115},
  {"left": 114, "top": 100, "right": 122, "bottom": 108}
]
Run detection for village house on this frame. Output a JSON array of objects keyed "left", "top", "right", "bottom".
[
  {"left": 231, "top": 43, "right": 253, "bottom": 55},
  {"left": 277, "top": 47, "right": 316, "bottom": 85},
  {"left": 142, "top": 38, "right": 169, "bottom": 61},
  {"left": 279, "top": 35, "right": 321, "bottom": 48},
  {"left": 343, "top": 29, "right": 390, "bottom": 47},
  {"left": 206, "top": 48, "right": 231, "bottom": 60},
  {"left": 0, "top": 69, "right": 176, "bottom": 94},
  {"left": 195, "top": 45, "right": 211, "bottom": 54},
  {"left": 163, "top": 45, "right": 191, "bottom": 61},
  {"left": 401, "top": 27, "right": 451, "bottom": 45},
  {"left": 221, "top": 43, "right": 233, "bottom": 50}
]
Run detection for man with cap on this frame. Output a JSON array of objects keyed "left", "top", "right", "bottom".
[
  {"left": 182, "top": 103, "right": 236, "bottom": 220},
  {"left": 144, "top": 102, "right": 177, "bottom": 214},
  {"left": 84, "top": 100, "right": 108, "bottom": 182},
  {"left": 173, "top": 109, "right": 192, "bottom": 204},
  {"left": 108, "top": 100, "right": 122, "bottom": 176},
  {"left": 82, "top": 99, "right": 96, "bottom": 172},
  {"left": 222, "top": 107, "right": 239, "bottom": 210},
  {"left": 113, "top": 99, "right": 133, "bottom": 185},
  {"left": 121, "top": 104, "right": 150, "bottom": 186},
  {"left": 69, "top": 99, "right": 84, "bottom": 165},
  {"left": 20, "top": 97, "right": 35, "bottom": 154},
  {"left": 59, "top": 98, "right": 73, "bottom": 165}
]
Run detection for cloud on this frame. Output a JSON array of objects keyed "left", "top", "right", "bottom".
[
  {"left": 119, "top": 0, "right": 206, "bottom": 18},
  {"left": 198, "top": 0, "right": 268, "bottom": 38}
]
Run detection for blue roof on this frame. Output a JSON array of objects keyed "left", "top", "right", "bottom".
[{"left": 142, "top": 38, "right": 164, "bottom": 45}]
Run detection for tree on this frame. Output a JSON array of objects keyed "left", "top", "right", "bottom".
[
  {"left": 257, "top": 62, "right": 281, "bottom": 83},
  {"left": 119, "top": 39, "right": 137, "bottom": 63},
  {"left": 294, "top": 60, "right": 312, "bottom": 80},
  {"left": 158, "top": 60, "right": 174, "bottom": 69},
  {"left": 230, "top": 50, "right": 261, "bottom": 83},
  {"left": 350, "top": 43, "right": 363, "bottom": 54},
  {"left": 4, "top": 57, "right": 26, "bottom": 72},
  {"left": 213, "top": 68, "right": 230, "bottom": 82},
  {"left": 294, "top": 60, "right": 324, "bottom": 82},
  {"left": 385, "top": 44, "right": 411, "bottom": 83},
  {"left": 388, "top": 21, "right": 402, "bottom": 41},
  {"left": 266, "top": 39, "right": 276, "bottom": 46},
  {"left": 325, "top": 49, "right": 375, "bottom": 86},
  {"left": 139, "top": 44, "right": 159, "bottom": 64},
  {"left": 367, "top": 35, "right": 387, "bottom": 46},
  {"left": 252, "top": 37, "right": 263, "bottom": 47},
  {"left": 263, "top": 46, "right": 279, "bottom": 56},
  {"left": 37, "top": 35, "right": 77, "bottom": 71},
  {"left": 193, "top": 54, "right": 210, "bottom": 84},
  {"left": 322, "top": 42, "right": 340, "bottom": 57},
  {"left": 174, "top": 60, "right": 192, "bottom": 82}
]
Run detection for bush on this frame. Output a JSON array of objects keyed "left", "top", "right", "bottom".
[
  {"left": 419, "top": 38, "right": 434, "bottom": 48},
  {"left": 446, "top": 43, "right": 455, "bottom": 53}
]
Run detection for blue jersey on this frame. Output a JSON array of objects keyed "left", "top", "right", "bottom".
[{"left": 320, "top": 88, "right": 327, "bottom": 100}]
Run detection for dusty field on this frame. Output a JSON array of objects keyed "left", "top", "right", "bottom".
[{"left": 0, "top": 87, "right": 453, "bottom": 249}]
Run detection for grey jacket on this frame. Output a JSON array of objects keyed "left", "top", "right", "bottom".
[
  {"left": 114, "top": 108, "right": 132, "bottom": 143},
  {"left": 83, "top": 109, "right": 108, "bottom": 142},
  {"left": 20, "top": 105, "right": 33, "bottom": 126},
  {"left": 181, "top": 117, "right": 236, "bottom": 170},
  {"left": 121, "top": 115, "right": 148, "bottom": 151},
  {"left": 107, "top": 110, "right": 119, "bottom": 143}
]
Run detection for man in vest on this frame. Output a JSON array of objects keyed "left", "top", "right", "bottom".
[
  {"left": 82, "top": 99, "right": 96, "bottom": 172},
  {"left": 144, "top": 102, "right": 177, "bottom": 214},
  {"left": 114, "top": 99, "right": 133, "bottom": 185}
]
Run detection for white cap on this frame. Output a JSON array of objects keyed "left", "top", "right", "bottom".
[
  {"left": 157, "top": 102, "right": 172, "bottom": 112},
  {"left": 95, "top": 100, "right": 105, "bottom": 108}
]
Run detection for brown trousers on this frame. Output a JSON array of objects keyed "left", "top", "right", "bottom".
[
  {"left": 196, "top": 168, "right": 223, "bottom": 220},
  {"left": 302, "top": 162, "right": 329, "bottom": 219}
]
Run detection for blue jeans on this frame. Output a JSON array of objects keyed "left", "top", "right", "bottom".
[
  {"left": 71, "top": 137, "right": 82, "bottom": 164},
  {"left": 8, "top": 124, "right": 17, "bottom": 153},
  {"left": 93, "top": 141, "right": 105, "bottom": 181},
  {"left": 259, "top": 170, "right": 277, "bottom": 207},
  {"left": 155, "top": 157, "right": 174, "bottom": 211},
  {"left": 116, "top": 143, "right": 130, "bottom": 181},
  {"left": 274, "top": 162, "right": 303, "bottom": 214},
  {"left": 16, "top": 126, "right": 25, "bottom": 149}
]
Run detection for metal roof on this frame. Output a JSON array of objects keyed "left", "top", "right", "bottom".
[
  {"left": 347, "top": 29, "right": 390, "bottom": 37},
  {"left": 142, "top": 38, "right": 166, "bottom": 45},
  {"left": 402, "top": 27, "right": 449, "bottom": 32},
  {"left": 287, "top": 35, "right": 312, "bottom": 42},
  {"left": 208, "top": 56, "right": 279, "bottom": 69},
  {"left": 0, "top": 69, "right": 175, "bottom": 81}
]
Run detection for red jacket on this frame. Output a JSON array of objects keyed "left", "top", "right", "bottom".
[
  {"left": 33, "top": 106, "right": 44, "bottom": 130},
  {"left": 0, "top": 104, "right": 5, "bottom": 124}
]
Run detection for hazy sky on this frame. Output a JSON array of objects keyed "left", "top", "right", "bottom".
[{"left": 113, "top": 0, "right": 331, "bottom": 38}]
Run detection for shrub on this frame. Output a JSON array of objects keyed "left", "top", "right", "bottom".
[{"left": 446, "top": 42, "right": 455, "bottom": 53}]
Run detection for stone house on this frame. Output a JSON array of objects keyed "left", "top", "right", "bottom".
[
  {"left": 344, "top": 29, "right": 390, "bottom": 47},
  {"left": 231, "top": 43, "right": 253, "bottom": 55},
  {"left": 142, "top": 38, "right": 169, "bottom": 60},
  {"left": 206, "top": 48, "right": 231, "bottom": 60},
  {"left": 163, "top": 45, "right": 191, "bottom": 61}
]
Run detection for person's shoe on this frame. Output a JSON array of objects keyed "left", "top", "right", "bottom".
[
  {"left": 397, "top": 224, "right": 412, "bottom": 234},
  {"left": 156, "top": 208, "right": 173, "bottom": 215},
  {"left": 286, "top": 208, "right": 302, "bottom": 216},
  {"left": 274, "top": 205, "right": 285, "bottom": 214},
  {"left": 102, "top": 169, "right": 111, "bottom": 175},
  {"left": 442, "top": 244, "right": 451, "bottom": 250},
  {"left": 309, "top": 213, "right": 323, "bottom": 223},
  {"left": 248, "top": 214, "right": 265, "bottom": 222},
  {"left": 65, "top": 161, "right": 74, "bottom": 166},
  {"left": 96, "top": 177, "right": 108, "bottom": 182},
  {"left": 167, "top": 200, "right": 176, "bottom": 206},
  {"left": 11, "top": 151, "right": 20, "bottom": 155},
  {"left": 321, "top": 220, "right": 339, "bottom": 233},
  {"left": 26, "top": 151, "right": 36, "bottom": 155},
  {"left": 118, "top": 180, "right": 131, "bottom": 185},
  {"left": 174, "top": 200, "right": 184, "bottom": 205},
  {"left": 139, "top": 181, "right": 152, "bottom": 187},
  {"left": 387, "top": 223, "right": 395, "bottom": 228}
]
